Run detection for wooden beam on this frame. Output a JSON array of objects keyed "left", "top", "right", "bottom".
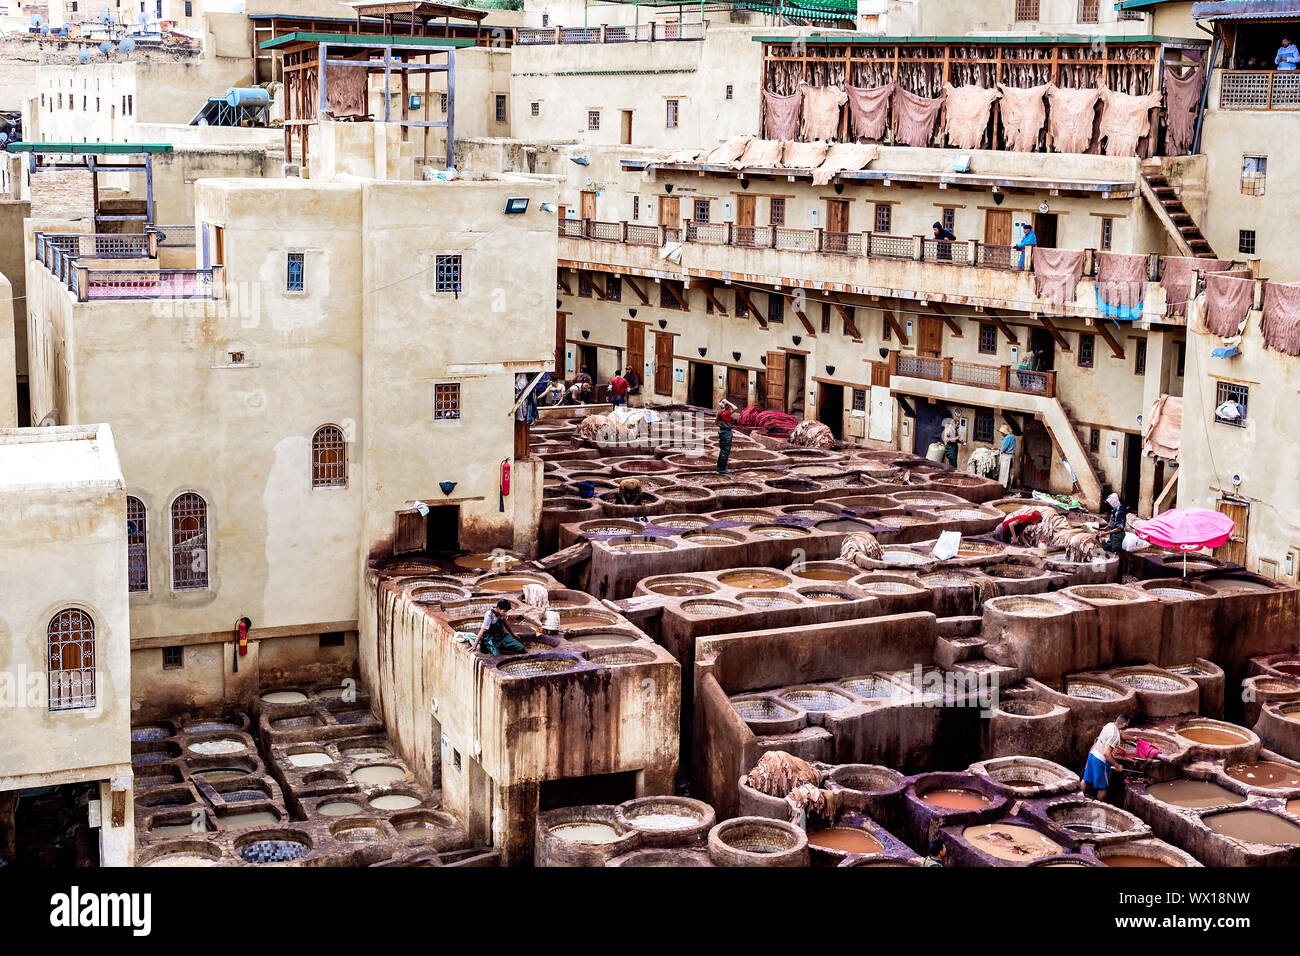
[
  {"left": 579, "top": 269, "right": 609, "bottom": 301},
  {"left": 662, "top": 279, "right": 691, "bottom": 312},
  {"left": 622, "top": 274, "right": 649, "bottom": 305},
  {"left": 1037, "top": 313, "right": 1073, "bottom": 353},
  {"left": 878, "top": 306, "right": 906, "bottom": 346},
  {"left": 1088, "top": 317, "right": 1126, "bottom": 359},
  {"left": 1153, "top": 469, "right": 1179, "bottom": 514},
  {"left": 931, "top": 302, "right": 963, "bottom": 337},
  {"left": 790, "top": 298, "right": 816, "bottom": 336},
  {"left": 985, "top": 309, "right": 1019, "bottom": 345},
  {"left": 556, "top": 270, "right": 571, "bottom": 296},
  {"left": 734, "top": 286, "right": 768, "bottom": 328},
  {"left": 826, "top": 292, "right": 863, "bottom": 341},
  {"left": 700, "top": 283, "right": 729, "bottom": 316}
]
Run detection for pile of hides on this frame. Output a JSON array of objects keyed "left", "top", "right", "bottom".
[
  {"left": 325, "top": 64, "right": 370, "bottom": 117},
  {"left": 785, "top": 783, "right": 839, "bottom": 822},
  {"left": 575, "top": 414, "right": 631, "bottom": 443},
  {"left": 661, "top": 147, "right": 701, "bottom": 164},
  {"left": 801, "top": 82, "right": 848, "bottom": 141},
  {"left": 1203, "top": 272, "right": 1255, "bottom": 339},
  {"left": 1033, "top": 248, "right": 1087, "bottom": 305},
  {"left": 811, "top": 143, "right": 878, "bottom": 186},
  {"left": 1011, "top": 506, "right": 1103, "bottom": 561},
  {"left": 1096, "top": 252, "right": 1149, "bottom": 317},
  {"left": 1261, "top": 282, "right": 1300, "bottom": 356},
  {"left": 745, "top": 751, "right": 822, "bottom": 797},
  {"left": 1159, "top": 256, "right": 1232, "bottom": 317},
  {"left": 997, "top": 83, "right": 1049, "bottom": 151},
  {"left": 840, "top": 531, "right": 883, "bottom": 566},
  {"left": 943, "top": 83, "right": 1001, "bottom": 150},
  {"left": 781, "top": 140, "right": 829, "bottom": 168},
  {"left": 892, "top": 86, "right": 943, "bottom": 147},
  {"left": 1098, "top": 87, "right": 1163, "bottom": 157},
  {"left": 1046, "top": 86, "right": 1100, "bottom": 154},
  {"left": 737, "top": 404, "right": 799, "bottom": 433},
  {"left": 790, "top": 420, "right": 835, "bottom": 448},
  {"left": 964, "top": 447, "right": 999, "bottom": 479},
  {"left": 1143, "top": 394, "right": 1182, "bottom": 462},
  {"left": 846, "top": 82, "right": 895, "bottom": 142},
  {"left": 762, "top": 88, "right": 803, "bottom": 140},
  {"left": 734, "top": 138, "right": 784, "bottom": 169},
  {"left": 522, "top": 583, "right": 550, "bottom": 611},
  {"left": 705, "top": 135, "right": 754, "bottom": 165},
  {"left": 1162, "top": 64, "right": 1205, "bottom": 157}
]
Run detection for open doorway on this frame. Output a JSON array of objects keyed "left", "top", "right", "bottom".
[
  {"left": 1122, "top": 433, "right": 1142, "bottom": 508},
  {"left": 911, "top": 398, "right": 952, "bottom": 456},
  {"left": 1028, "top": 327, "right": 1056, "bottom": 372},
  {"left": 688, "top": 361, "right": 714, "bottom": 408},
  {"left": 576, "top": 343, "right": 598, "bottom": 384},
  {"left": 1033, "top": 212, "right": 1058, "bottom": 249},
  {"left": 395, "top": 504, "right": 460, "bottom": 555},
  {"left": 818, "top": 382, "right": 844, "bottom": 440},
  {"left": 1019, "top": 419, "right": 1054, "bottom": 494},
  {"left": 785, "top": 353, "right": 807, "bottom": 416}
]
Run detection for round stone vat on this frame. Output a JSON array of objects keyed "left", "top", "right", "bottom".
[
  {"left": 727, "top": 694, "right": 804, "bottom": 735},
  {"left": 718, "top": 569, "right": 792, "bottom": 590},
  {"left": 316, "top": 798, "right": 366, "bottom": 817},
  {"left": 285, "top": 747, "right": 334, "bottom": 768},
  {"left": 235, "top": 830, "right": 313, "bottom": 865},
  {"left": 606, "top": 848, "right": 714, "bottom": 867},
  {"left": 798, "top": 586, "right": 857, "bottom": 603},
  {"left": 747, "top": 523, "right": 811, "bottom": 539},
  {"left": 681, "top": 598, "right": 746, "bottom": 618},
  {"left": 837, "top": 674, "right": 913, "bottom": 700},
  {"left": 1221, "top": 759, "right": 1300, "bottom": 791},
  {"left": 391, "top": 809, "right": 458, "bottom": 843},
  {"left": 352, "top": 764, "right": 408, "bottom": 786},
  {"left": 707, "top": 817, "right": 808, "bottom": 867},
  {"left": 1096, "top": 839, "right": 1200, "bottom": 867},
  {"left": 778, "top": 684, "right": 856, "bottom": 713},
  {"left": 1109, "top": 667, "right": 1199, "bottom": 718},
  {"left": 615, "top": 796, "right": 715, "bottom": 849},
  {"left": 330, "top": 818, "right": 388, "bottom": 844},
  {"left": 789, "top": 561, "right": 857, "bottom": 582},
  {"left": 536, "top": 805, "right": 637, "bottom": 867},
  {"left": 583, "top": 646, "right": 658, "bottom": 667},
  {"left": 475, "top": 572, "right": 550, "bottom": 593},
  {"left": 496, "top": 655, "right": 582, "bottom": 678},
  {"left": 647, "top": 514, "right": 712, "bottom": 531},
  {"left": 1065, "top": 677, "right": 1129, "bottom": 701},
  {"left": 578, "top": 519, "right": 647, "bottom": 537},
  {"left": 970, "top": 756, "right": 1080, "bottom": 797},
  {"left": 553, "top": 607, "right": 618, "bottom": 630},
  {"left": 681, "top": 529, "right": 745, "bottom": 547},
  {"left": 1175, "top": 719, "right": 1259, "bottom": 761},
  {"left": 186, "top": 736, "right": 249, "bottom": 757},
  {"left": 139, "top": 841, "right": 223, "bottom": 868},
  {"left": 736, "top": 591, "right": 801, "bottom": 610},
  {"left": 1044, "top": 799, "right": 1148, "bottom": 842},
  {"left": 605, "top": 535, "right": 675, "bottom": 553},
  {"left": 642, "top": 576, "right": 719, "bottom": 598},
  {"left": 960, "top": 822, "right": 1064, "bottom": 864},
  {"left": 567, "top": 630, "right": 641, "bottom": 649},
  {"left": 1203, "top": 809, "right": 1300, "bottom": 846}
]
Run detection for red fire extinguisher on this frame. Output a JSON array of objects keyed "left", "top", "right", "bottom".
[
  {"left": 499, "top": 459, "right": 511, "bottom": 512},
  {"left": 237, "top": 617, "right": 252, "bottom": 656}
]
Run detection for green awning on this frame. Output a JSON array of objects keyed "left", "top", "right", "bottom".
[
  {"left": 5, "top": 142, "right": 174, "bottom": 154},
  {"left": 733, "top": 0, "right": 855, "bottom": 21}
]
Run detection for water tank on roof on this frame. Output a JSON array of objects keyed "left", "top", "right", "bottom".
[{"left": 225, "top": 87, "right": 270, "bottom": 109}]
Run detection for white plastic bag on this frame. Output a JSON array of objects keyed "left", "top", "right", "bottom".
[
  {"left": 1122, "top": 532, "right": 1149, "bottom": 552},
  {"left": 932, "top": 530, "right": 962, "bottom": 561}
]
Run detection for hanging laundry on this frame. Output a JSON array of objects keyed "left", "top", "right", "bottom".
[
  {"left": 1203, "top": 272, "right": 1255, "bottom": 339},
  {"left": 1095, "top": 252, "right": 1149, "bottom": 319}
]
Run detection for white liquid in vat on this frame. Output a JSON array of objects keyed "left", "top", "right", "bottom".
[
  {"left": 288, "top": 751, "right": 333, "bottom": 767},
  {"left": 353, "top": 765, "right": 405, "bottom": 785},
  {"left": 369, "top": 794, "right": 421, "bottom": 810},
  {"left": 261, "top": 691, "right": 308, "bottom": 704},
  {"left": 551, "top": 822, "right": 621, "bottom": 843}
]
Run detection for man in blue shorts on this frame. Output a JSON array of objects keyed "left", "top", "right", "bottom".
[{"left": 1082, "top": 713, "right": 1129, "bottom": 802}]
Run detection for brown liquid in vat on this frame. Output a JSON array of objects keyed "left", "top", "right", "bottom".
[
  {"left": 921, "top": 788, "right": 992, "bottom": 811},
  {"left": 1147, "top": 779, "right": 1246, "bottom": 808},
  {"left": 648, "top": 582, "right": 713, "bottom": 597},
  {"left": 718, "top": 570, "right": 788, "bottom": 589},
  {"left": 1204, "top": 809, "right": 1300, "bottom": 845},
  {"left": 559, "top": 613, "right": 613, "bottom": 627},
  {"left": 1178, "top": 726, "right": 1248, "bottom": 746},
  {"left": 807, "top": 827, "right": 884, "bottom": 854},
  {"left": 1225, "top": 761, "right": 1300, "bottom": 789},
  {"left": 797, "top": 567, "right": 854, "bottom": 581},
  {"left": 1104, "top": 854, "right": 1174, "bottom": 867},
  {"left": 454, "top": 552, "right": 519, "bottom": 571}
]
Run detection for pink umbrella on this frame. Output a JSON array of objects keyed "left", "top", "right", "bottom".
[{"left": 1134, "top": 508, "right": 1235, "bottom": 575}]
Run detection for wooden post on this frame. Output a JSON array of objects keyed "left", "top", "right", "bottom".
[
  {"left": 999, "top": 365, "right": 1010, "bottom": 391},
  {"left": 941, "top": 357, "right": 953, "bottom": 381}
]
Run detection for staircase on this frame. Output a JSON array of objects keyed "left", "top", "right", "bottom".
[{"left": 1139, "top": 164, "right": 1217, "bottom": 259}]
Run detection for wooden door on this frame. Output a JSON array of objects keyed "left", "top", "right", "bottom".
[
  {"left": 654, "top": 332, "right": 674, "bottom": 395},
  {"left": 736, "top": 194, "right": 756, "bottom": 245},
  {"left": 764, "top": 350, "right": 787, "bottom": 411},
  {"left": 620, "top": 110, "right": 632, "bottom": 145},
  {"left": 658, "top": 196, "right": 680, "bottom": 229},
  {"left": 826, "top": 199, "right": 850, "bottom": 233},
  {"left": 917, "top": 316, "right": 943, "bottom": 357},
  {"left": 626, "top": 322, "right": 645, "bottom": 387},
  {"left": 726, "top": 367, "right": 749, "bottom": 407},
  {"left": 580, "top": 190, "right": 597, "bottom": 221},
  {"left": 984, "top": 210, "right": 1012, "bottom": 246},
  {"left": 555, "top": 311, "right": 567, "bottom": 376},
  {"left": 1215, "top": 499, "right": 1249, "bottom": 566}
]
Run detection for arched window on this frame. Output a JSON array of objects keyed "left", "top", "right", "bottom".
[
  {"left": 127, "top": 496, "right": 148, "bottom": 592},
  {"left": 171, "top": 492, "right": 209, "bottom": 591},
  {"left": 311, "top": 425, "right": 347, "bottom": 487},
  {"left": 48, "top": 608, "right": 95, "bottom": 712}
]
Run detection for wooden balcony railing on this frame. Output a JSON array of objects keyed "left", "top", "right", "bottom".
[
  {"left": 1219, "top": 70, "right": 1300, "bottom": 110},
  {"left": 889, "top": 349, "right": 1056, "bottom": 398}
]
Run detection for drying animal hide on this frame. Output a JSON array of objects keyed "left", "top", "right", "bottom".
[
  {"left": 785, "top": 784, "right": 839, "bottom": 823},
  {"left": 1159, "top": 256, "right": 1232, "bottom": 317},
  {"left": 1261, "top": 281, "right": 1300, "bottom": 356},
  {"left": 811, "top": 143, "right": 878, "bottom": 186},
  {"left": 1162, "top": 64, "right": 1205, "bottom": 156},
  {"left": 892, "top": 87, "right": 943, "bottom": 147},
  {"left": 575, "top": 414, "right": 631, "bottom": 443},
  {"left": 661, "top": 147, "right": 701, "bottom": 164},
  {"left": 781, "top": 140, "right": 830, "bottom": 169},
  {"left": 1096, "top": 252, "right": 1149, "bottom": 312},
  {"left": 997, "top": 84, "right": 1049, "bottom": 152},
  {"left": 522, "top": 583, "right": 550, "bottom": 611},
  {"left": 746, "top": 751, "right": 822, "bottom": 798},
  {"left": 1203, "top": 272, "right": 1255, "bottom": 339},
  {"left": 790, "top": 419, "right": 835, "bottom": 447},
  {"left": 733, "top": 138, "right": 784, "bottom": 169},
  {"left": 840, "top": 532, "right": 883, "bottom": 567},
  {"left": 965, "top": 447, "right": 999, "bottom": 479},
  {"left": 1143, "top": 394, "right": 1182, "bottom": 462},
  {"left": 325, "top": 64, "right": 370, "bottom": 117},
  {"left": 1097, "top": 87, "right": 1163, "bottom": 157},
  {"left": 1046, "top": 86, "right": 1101, "bottom": 154},
  {"left": 846, "top": 82, "right": 895, "bottom": 142},
  {"left": 762, "top": 88, "right": 803, "bottom": 141},
  {"left": 800, "top": 83, "right": 848, "bottom": 142},
  {"left": 943, "top": 83, "right": 1001, "bottom": 150},
  {"left": 1033, "top": 248, "right": 1087, "bottom": 305},
  {"left": 705, "top": 135, "right": 754, "bottom": 165}
]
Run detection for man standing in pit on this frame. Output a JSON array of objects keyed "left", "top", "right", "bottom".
[
  {"left": 716, "top": 398, "right": 737, "bottom": 474},
  {"left": 1082, "top": 713, "right": 1130, "bottom": 802}
]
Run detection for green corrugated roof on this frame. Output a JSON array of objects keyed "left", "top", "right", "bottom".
[
  {"left": 733, "top": 0, "right": 855, "bottom": 21},
  {"left": 4, "top": 142, "right": 174, "bottom": 154},
  {"left": 259, "top": 31, "right": 476, "bottom": 49},
  {"left": 1116, "top": 0, "right": 1188, "bottom": 8}
]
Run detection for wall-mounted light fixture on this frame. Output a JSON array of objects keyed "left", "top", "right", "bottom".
[
  {"left": 698, "top": 347, "right": 708, "bottom": 357},
  {"left": 826, "top": 365, "right": 836, "bottom": 376},
  {"left": 438, "top": 481, "right": 457, "bottom": 496},
  {"left": 732, "top": 351, "right": 741, "bottom": 361},
  {"left": 791, "top": 335, "right": 802, "bottom": 346},
  {"left": 581, "top": 329, "right": 590, "bottom": 339},
  {"left": 658, "top": 319, "right": 668, "bottom": 329},
  {"left": 665, "top": 183, "right": 674, "bottom": 193},
  {"left": 834, "top": 182, "right": 844, "bottom": 194},
  {"left": 879, "top": 347, "right": 889, "bottom": 359},
  {"left": 629, "top": 308, "right": 638, "bottom": 318}
]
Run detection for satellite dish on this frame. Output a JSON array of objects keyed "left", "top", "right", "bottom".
[
  {"left": 37, "top": 409, "right": 59, "bottom": 427},
  {"left": 99, "top": 41, "right": 112, "bottom": 54},
  {"left": 31, "top": 13, "right": 44, "bottom": 27},
  {"left": 78, "top": 50, "right": 92, "bottom": 62},
  {"left": 118, "top": 37, "right": 135, "bottom": 53},
  {"left": 40, "top": 24, "right": 50, "bottom": 35},
  {"left": 99, "top": 8, "right": 113, "bottom": 23}
]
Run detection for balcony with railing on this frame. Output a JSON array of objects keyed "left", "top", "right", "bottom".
[
  {"left": 34, "top": 232, "right": 222, "bottom": 303},
  {"left": 889, "top": 350, "right": 1057, "bottom": 399},
  {"left": 1218, "top": 70, "right": 1300, "bottom": 110},
  {"left": 515, "top": 21, "right": 705, "bottom": 45}
]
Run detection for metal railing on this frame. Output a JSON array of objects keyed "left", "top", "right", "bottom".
[
  {"left": 36, "top": 232, "right": 151, "bottom": 260},
  {"left": 146, "top": 224, "right": 197, "bottom": 247},
  {"left": 1219, "top": 70, "right": 1300, "bottom": 110},
  {"left": 34, "top": 231, "right": 223, "bottom": 302},
  {"left": 515, "top": 20, "right": 704, "bottom": 45},
  {"left": 888, "top": 350, "right": 1057, "bottom": 399}
]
